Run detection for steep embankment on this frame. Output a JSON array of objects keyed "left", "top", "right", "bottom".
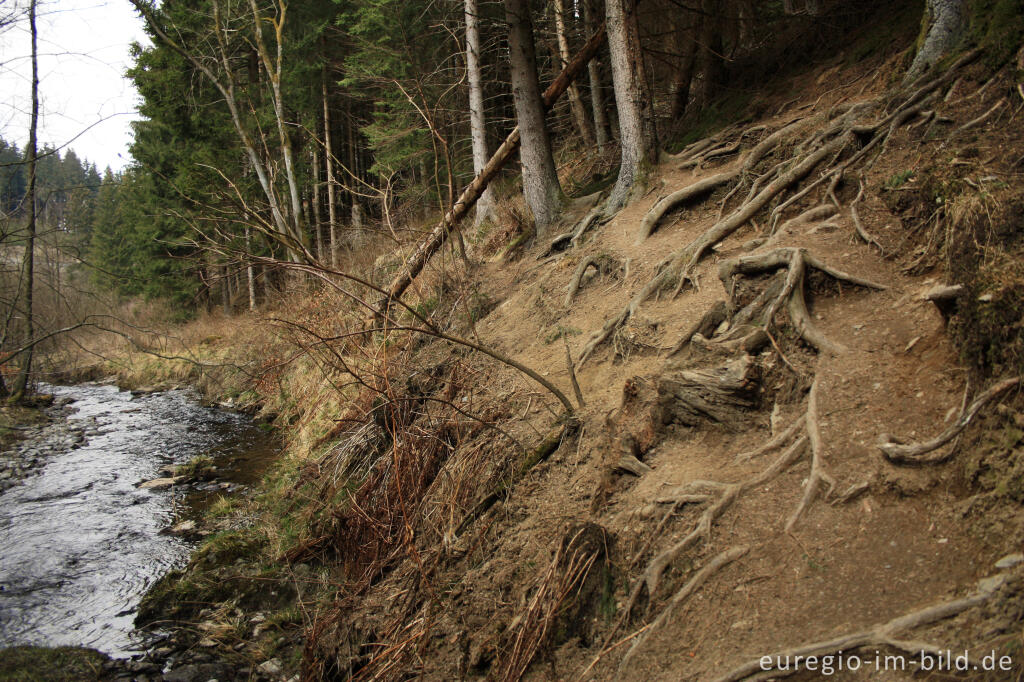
[{"left": 94, "top": 24, "right": 1024, "bottom": 682}]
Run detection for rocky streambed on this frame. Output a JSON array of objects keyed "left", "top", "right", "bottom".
[{"left": 0, "top": 382, "right": 281, "bottom": 680}]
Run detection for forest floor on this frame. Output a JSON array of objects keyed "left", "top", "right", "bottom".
[
  {"left": 26, "top": 24, "right": 1024, "bottom": 682},
  {"left": 404, "top": 49, "right": 1024, "bottom": 680}
]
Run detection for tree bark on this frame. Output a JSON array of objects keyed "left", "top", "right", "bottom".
[
  {"left": 11, "top": 0, "right": 38, "bottom": 402},
  {"left": 584, "top": 0, "right": 611, "bottom": 152},
  {"left": 465, "top": 0, "right": 497, "bottom": 228},
  {"left": 506, "top": 0, "right": 563, "bottom": 234},
  {"left": 905, "top": 0, "right": 966, "bottom": 84},
  {"left": 694, "top": 0, "right": 724, "bottom": 111},
  {"left": 322, "top": 76, "right": 338, "bottom": 266},
  {"left": 380, "top": 22, "right": 607, "bottom": 311},
  {"left": 555, "top": 0, "right": 597, "bottom": 148},
  {"left": 311, "top": 146, "right": 323, "bottom": 262},
  {"left": 605, "top": 0, "right": 657, "bottom": 212},
  {"left": 245, "top": 225, "right": 256, "bottom": 311},
  {"left": 670, "top": 10, "right": 700, "bottom": 120}
]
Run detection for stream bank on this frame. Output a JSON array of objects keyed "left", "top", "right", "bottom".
[{"left": 0, "top": 382, "right": 284, "bottom": 681}]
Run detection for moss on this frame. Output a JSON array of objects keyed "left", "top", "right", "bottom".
[
  {"left": 175, "top": 454, "right": 215, "bottom": 480},
  {"left": 968, "top": 0, "right": 1024, "bottom": 69},
  {"left": 666, "top": 90, "right": 754, "bottom": 153},
  {"left": 0, "top": 646, "right": 109, "bottom": 682}
]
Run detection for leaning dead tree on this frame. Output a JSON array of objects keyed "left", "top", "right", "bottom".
[{"left": 377, "top": 22, "right": 608, "bottom": 312}]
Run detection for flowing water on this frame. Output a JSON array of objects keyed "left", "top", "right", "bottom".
[{"left": 0, "top": 383, "right": 278, "bottom": 656}]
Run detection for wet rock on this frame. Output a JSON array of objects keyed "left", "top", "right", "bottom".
[
  {"left": 168, "top": 519, "right": 198, "bottom": 535},
  {"left": 138, "top": 476, "right": 186, "bottom": 490}
]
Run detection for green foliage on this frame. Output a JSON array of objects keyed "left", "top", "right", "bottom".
[
  {"left": 885, "top": 169, "right": 916, "bottom": 189},
  {"left": 87, "top": 168, "right": 200, "bottom": 309},
  {"left": 0, "top": 646, "right": 109, "bottom": 682},
  {"left": 968, "top": 0, "right": 1024, "bottom": 69}
]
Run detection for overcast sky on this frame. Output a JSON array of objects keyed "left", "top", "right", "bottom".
[{"left": 0, "top": 0, "right": 149, "bottom": 171}]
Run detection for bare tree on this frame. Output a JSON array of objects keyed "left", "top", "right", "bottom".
[
  {"left": 130, "top": 0, "right": 311, "bottom": 263},
  {"left": 10, "top": 0, "right": 38, "bottom": 402}
]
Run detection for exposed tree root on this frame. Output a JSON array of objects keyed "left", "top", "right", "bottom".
[
  {"left": 577, "top": 136, "right": 849, "bottom": 366},
  {"left": 735, "top": 414, "right": 806, "bottom": 462},
  {"left": 879, "top": 376, "right": 1022, "bottom": 465},
  {"left": 667, "top": 300, "right": 729, "bottom": 356},
  {"left": 636, "top": 429, "right": 808, "bottom": 607},
  {"left": 617, "top": 545, "right": 749, "bottom": 673},
  {"left": 565, "top": 253, "right": 620, "bottom": 307},
  {"left": 717, "top": 248, "right": 887, "bottom": 355},
  {"left": 785, "top": 375, "right": 834, "bottom": 531},
  {"left": 850, "top": 177, "right": 884, "bottom": 254},
  {"left": 712, "top": 573, "right": 1009, "bottom": 681},
  {"left": 955, "top": 98, "right": 1007, "bottom": 134},
  {"left": 638, "top": 171, "right": 737, "bottom": 242}
]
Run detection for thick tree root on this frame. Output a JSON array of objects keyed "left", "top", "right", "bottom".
[
  {"left": 879, "top": 376, "right": 1022, "bottom": 465},
  {"left": 717, "top": 247, "right": 887, "bottom": 355},
  {"left": 711, "top": 573, "right": 1009, "bottom": 682},
  {"left": 850, "top": 178, "right": 884, "bottom": 254},
  {"left": 638, "top": 171, "right": 737, "bottom": 242},
  {"left": 617, "top": 545, "right": 749, "bottom": 673},
  {"left": 577, "top": 136, "right": 850, "bottom": 367},
  {"left": 565, "top": 254, "right": 620, "bottom": 307}
]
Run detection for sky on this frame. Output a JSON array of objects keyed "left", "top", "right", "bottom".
[{"left": 0, "top": 0, "right": 149, "bottom": 172}]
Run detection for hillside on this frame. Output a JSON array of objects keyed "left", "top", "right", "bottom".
[{"left": 28, "top": 4, "right": 1024, "bottom": 681}]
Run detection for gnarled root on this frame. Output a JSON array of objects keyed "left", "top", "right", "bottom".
[
  {"left": 578, "top": 136, "right": 851, "bottom": 367},
  {"left": 879, "top": 376, "right": 1022, "bottom": 465},
  {"left": 712, "top": 572, "right": 1009, "bottom": 681},
  {"left": 718, "top": 247, "right": 887, "bottom": 355},
  {"left": 565, "top": 253, "right": 621, "bottom": 307},
  {"left": 850, "top": 177, "right": 884, "bottom": 254}
]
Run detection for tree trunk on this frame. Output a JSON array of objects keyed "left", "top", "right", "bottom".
[
  {"left": 905, "top": 0, "right": 966, "bottom": 84},
  {"left": 347, "top": 103, "right": 364, "bottom": 232},
  {"left": 323, "top": 78, "right": 338, "bottom": 267},
  {"left": 670, "top": 10, "right": 700, "bottom": 120},
  {"left": 584, "top": 0, "right": 611, "bottom": 152},
  {"left": 604, "top": 0, "right": 657, "bottom": 212},
  {"left": 380, "top": 22, "right": 607, "bottom": 310},
  {"left": 245, "top": 225, "right": 256, "bottom": 311},
  {"left": 695, "top": 0, "right": 724, "bottom": 111},
  {"left": 11, "top": 0, "right": 38, "bottom": 403},
  {"left": 465, "top": 0, "right": 497, "bottom": 228},
  {"left": 505, "top": 0, "right": 563, "bottom": 234},
  {"left": 555, "top": 0, "right": 597, "bottom": 148},
  {"left": 311, "top": 146, "right": 323, "bottom": 262}
]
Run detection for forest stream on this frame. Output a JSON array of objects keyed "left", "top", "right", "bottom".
[{"left": 0, "top": 383, "right": 278, "bottom": 658}]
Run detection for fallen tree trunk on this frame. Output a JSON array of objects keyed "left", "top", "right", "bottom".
[{"left": 378, "top": 22, "right": 608, "bottom": 312}]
